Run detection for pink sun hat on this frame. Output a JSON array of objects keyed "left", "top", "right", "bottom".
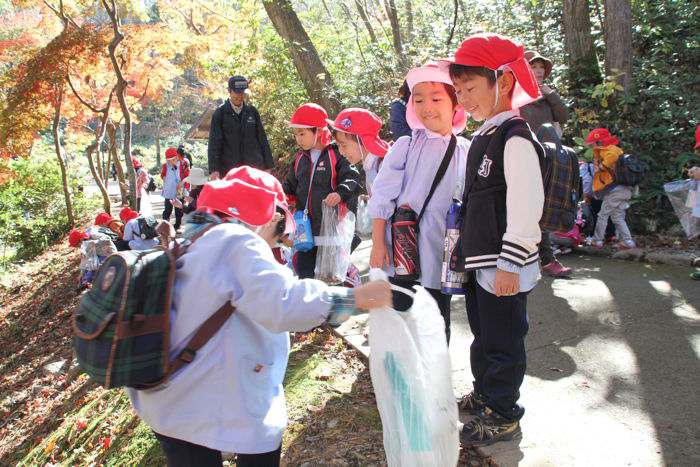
[{"left": 405, "top": 62, "right": 467, "bottom": 134}]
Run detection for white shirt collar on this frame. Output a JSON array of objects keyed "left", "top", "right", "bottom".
[
  {"left": 473, "top": 110, "right": 519, "bottom": 136},
  {"left": 424, "top": 128, "right": 454, "bottom": 139}
]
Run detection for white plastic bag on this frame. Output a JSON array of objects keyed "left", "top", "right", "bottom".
[
  {"left": 664, "top": 179, "right": 700, "bottom": 238},
  {"left": 315, "top": 203, "right": 356, "bottom": 284},
  {"left": 356, "top": 196, "right": 372, "bottom": 236},
  {"left": 368, "top": 269, "right": 459, "bottom": 467},
  {"left": 79, "top": 240, "right": 101, "bottom": 272}
]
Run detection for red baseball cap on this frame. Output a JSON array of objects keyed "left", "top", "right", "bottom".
[
  {"left": 68, "top": 228, "right": 89, "bottom": 247},
  {"left": 695, "top": 125, "right": 700, "bottom": 150},
  {"left": 165, "top": 147, "right": 179, "bottom": 160},
  {"left": 440, "top": 33, "right": 541, "bottom": 108},
  {"left": 119, "top": 207, "right": 139, "bottom": 223},
  {"left": 94, "top": 212, "right": 113, "bottom": 226},
  {"left": 585, "top": 128, "right": 619, "bottom": 146},
  {"left": 327, "top": 108, "right": 390, "bottom": 157},
  {"left": 198, "top": 165, "right": 295, "bottom": 235},
  {"left": 132, "top": 157, "right": 142, "bottom": 169}
]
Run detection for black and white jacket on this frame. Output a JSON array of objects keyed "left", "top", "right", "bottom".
[{"left": 455, "top": 114, "right": 544, "bottom": 271}]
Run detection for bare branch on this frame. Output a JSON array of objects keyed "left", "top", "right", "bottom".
[
  {"left": 66, "top": 75, "right": 102, "bottom": 113},
  {"left": 446, "top": 0, "right": 458, "bottom": 46}
]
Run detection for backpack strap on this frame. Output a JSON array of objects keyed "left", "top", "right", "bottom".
[
  {"left": 293, "top": 150, "right": 306, "bottom": 178},
  {"left": 166, "top": 302, "right": 236, "bottom": 378},
  {"left": 328, "top": 147, "right": 338, "bottom": 191}
]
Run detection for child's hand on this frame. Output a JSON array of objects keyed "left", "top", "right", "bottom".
[
  {"left": 370, "top": 241, "right": 391, "bottom": 269},
  {"left": 324, "top": 192, "right": 341, "bottom": 207},
  {"left": 257, "top": 213, "right": 283, "bottom": 247},
  {"left": 354, "top": 280, "right": 392, "bottom": 310},
  {"left": 688, "top": 166, "right": 700, "bottom": 181},
  {"left": 171, "top": 198, "right": 183, "bottom": 209},
  {"left": 494, "top": 269, "right": 520, "bottom": 297}
]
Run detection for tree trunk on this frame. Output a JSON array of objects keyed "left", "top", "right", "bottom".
[
  {"left": 383, "top": 0, "right": 408, "bottom": 69},
  {"left": 86, "top": 143, "right": 111, "bottom": 213},
  {"left": 107, "top": 121, "right": 129, "bottom": 205},
  {"left": 562, "top": 0, "right": 602, "bottom": 93},
  {"left": 446, "top": 0, "right": 459, "bottom": 46},
  {"left": 355, "top": 0, "right": 377, "bottom": 43},
  {"left": 604, "top": 0, "right": 633, "bottom": 94},
  {"left": 52, "top": 87, "right": 74, "bottom": 226},
  {"left": 103, "top": 0, "right": 137, "bottom": 208},
  {"left": 262, "top": 0, "right": 340, "bottom": 114},
  {"left": 405, "top": 0, "right": 413, "bottom": 44}
]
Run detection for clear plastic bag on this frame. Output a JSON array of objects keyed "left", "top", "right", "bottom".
[
  {"left": 664, "top": 179, "right": 700, "bottom": 239},
  {"left": 315, "top": 203, "right": 356, "bottom": 284},
  {"left": 368, "top": 269, "right": 459, "bottom": 467},
  {"left": 356, "top": 196, "right": 372, "bottom": 236},
  {"left": 79, "top": 240, "right": 101, "bottom": 271}
]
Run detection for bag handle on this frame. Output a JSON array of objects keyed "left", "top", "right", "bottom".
[{"left": 416, "top": 134, "right": 457, "bottom": 228}]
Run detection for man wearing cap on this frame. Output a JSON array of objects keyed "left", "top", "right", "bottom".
[
  {"left": 519, "top": 50, "right": 568, "bottom": 137},
  {"left": 207, "top": 76, "right": 273, "bottom": 178}
]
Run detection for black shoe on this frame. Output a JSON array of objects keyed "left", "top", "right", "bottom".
[
  {"left": 460, "top": 407, "right": 521, "bottom": 447},
  {"left": 457, "top": 391, "right": 487, "bottom": 415}
]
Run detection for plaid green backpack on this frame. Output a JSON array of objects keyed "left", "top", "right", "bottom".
[{"left": 72, "top": 222, "right": 234, "bottom": 389}]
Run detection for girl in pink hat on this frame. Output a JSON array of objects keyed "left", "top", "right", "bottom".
[
  {"left": 367, "top": 62, "right": 470, "bottom": 343},
  {"left": 327, "top": 107, "right": 389, "bottom": 195}
]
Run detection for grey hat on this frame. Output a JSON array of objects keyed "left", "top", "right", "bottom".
[{"left": 228, "top": 75, "right": 249, "bottom": 93}]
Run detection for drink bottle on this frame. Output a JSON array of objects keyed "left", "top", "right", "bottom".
[
  {"left": 391, "top": 205, "right": 420, "bottom": 281},
  {"left": 441, "top": 198, "right": 466, "bottom": 294}
]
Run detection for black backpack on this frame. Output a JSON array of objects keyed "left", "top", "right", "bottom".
[
  {"left": 535, "top": 124, "right": 581, "bottom": 233},
  {"left": 146, "top": 175, "right": 157, "bottom": 193},
  {"left": 614, "top": 154, "right": 644, "bottom": 187},
  {"left": 137, "top": 216, "right": 158, "bottom": 240}
]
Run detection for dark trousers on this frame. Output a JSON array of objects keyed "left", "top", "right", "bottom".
[
  {"left": 388, "top": 276, "right": 452, "bottom": 343},
  {"left": 539, "top": 230, "right": 555, "bottom": 264},
  {"left": 154, "top": 432, "right": 281, "bottom": 467},
  {"left": 464, "top": 276, "right": 530, "bottom": 421},
  {"left": 114, "top": 239, "right": 130, "bottom": 251},
  {"left": 163, "top": 198, "right": 184, "bottom": 229},
  {"left": 295, "top": 247, "right": 318, "bottom": 279}
]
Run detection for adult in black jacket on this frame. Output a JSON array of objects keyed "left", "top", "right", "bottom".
[{"left": 207, "top": 76, "right": 273, "bottom": 178}]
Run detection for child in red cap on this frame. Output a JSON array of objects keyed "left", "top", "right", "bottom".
[
  {"left": 127, "top": 166, "right": 390, "bottom": 466},
  {"left": 120, "top": 207, "right": 159, "bottom": 251},
  {"left": 327, "top": 108, "right": 389, "bottom": 196},
  {"left": 443, "top": 32, "right": 545, "bottom": 446},
  {"left": 283, "top": 103, "right": 361, "bottom": 279},
  {"left": 161, "top": 147, "right": 190, "bottom": 231},
  {"left": 131, "top": 156, "right": 150, "bottom": 212},
  {"left": 585, "top": 127, "right": 636, "bottom": 249}
]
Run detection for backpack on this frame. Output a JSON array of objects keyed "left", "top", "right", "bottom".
[
  {"left": 535, "top": 124, "right": 581, "bottom": 232},
  {"left": 72, "top": 222, "right": 235, "bottom": 389},
  {"left": 614, "top": 153, "right": 644, "bottom": 186},
  {"left": 137, "top": 216, "right": 158, "bottom": 240},
  {"left": 146, "top": 174, "right": 157, "bottom": 193}
]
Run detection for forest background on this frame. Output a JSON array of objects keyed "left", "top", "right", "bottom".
[{"left": 0, "top": 0, "right": 698, "bottom": 263}]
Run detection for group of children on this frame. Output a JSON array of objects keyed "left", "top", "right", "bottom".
[{"left": 68, "top": 31, "right": 698, "bottom": 466}]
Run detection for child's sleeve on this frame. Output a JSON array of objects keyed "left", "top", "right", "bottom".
[
  {"left": 122, "top": 221, "right": 135, "bottom": 241},
  {"left": 160, "top": 164, "right": 166, "bottom": 180},
  {"left": 283, "top": 156, "right": 299, "bottom": 194},
  {"left": 225, "top": 231, "right": 347, "bottom": 332},
  {"left": 499, "top": 136, "right": 544, "bottom": 269},
  {"left": 334, "top": 154, "right": 361, "bottom": 202},
  {"left": 367, "top": 136, "right": 411, "bottom": 220}
]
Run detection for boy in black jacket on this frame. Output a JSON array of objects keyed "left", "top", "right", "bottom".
[
  {"left": 442, "top": 33, "right": 545, "bottom": 446},
  {"left": 283, "top": 103, "right": 361, "bottom": 279}
]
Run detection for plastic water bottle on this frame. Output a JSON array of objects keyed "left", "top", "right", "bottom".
[{"left": 441, "top": 198, "right": 466, "bottom": 294}]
